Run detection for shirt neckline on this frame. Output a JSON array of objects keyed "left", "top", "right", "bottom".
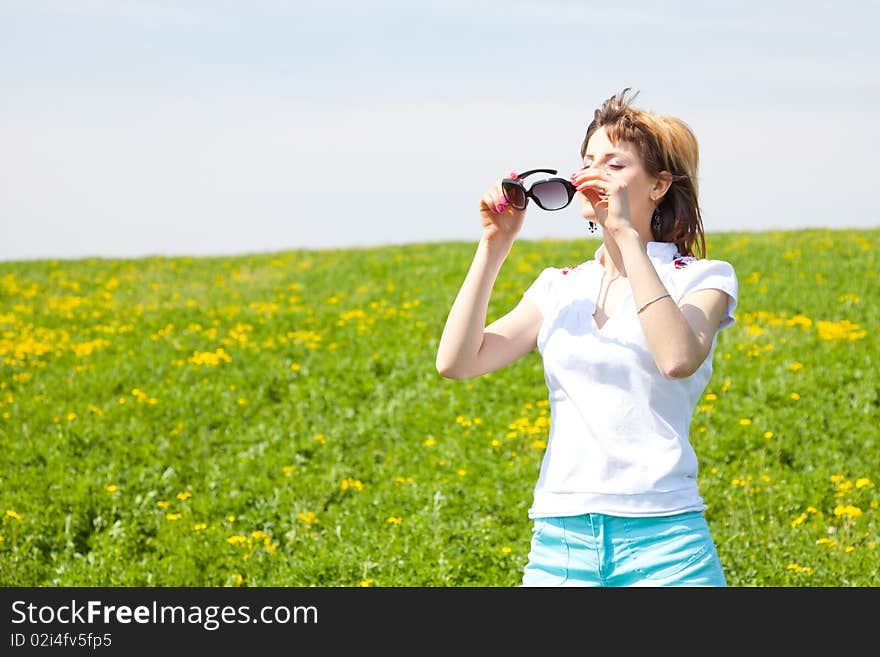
[
  {"left": 590, "top": 241, "right": 679, "bottom": 332},
  {"left": 592, "top": 240, "right": 679, "bottom": 267}
]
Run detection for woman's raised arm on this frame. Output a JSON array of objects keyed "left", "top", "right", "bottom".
[{"left": 435, "top": 175, "right": 542, "bottom": 379}]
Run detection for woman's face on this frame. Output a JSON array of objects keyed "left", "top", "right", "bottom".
[{"left": 577, "top": 125, "right": 661, "bottom": 234}]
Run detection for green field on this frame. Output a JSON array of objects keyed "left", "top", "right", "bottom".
[{"left": 1, "top": 228, "right": 877, "bottom": 586}]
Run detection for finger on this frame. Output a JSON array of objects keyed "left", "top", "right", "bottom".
[
  {"left": 581, "top": 188, "right": 602, "bottom": 205},
  {"left": 575, "top": 182, "right": 610, "bottom": 198},
  {"left": 486, "top": 188, "right": 508, "bottom": 214},
  {"left": 570, "top": 169, "right": 611, "bottom": 184},
  {"left": 571, "top": 169, "right": 611, "bottom": 187},
  {"left": 493, "top": 185, "right": 510, "bottom": 213}
]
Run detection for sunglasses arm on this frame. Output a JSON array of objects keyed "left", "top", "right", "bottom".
[{"left": 514, "top": 168, "right": 558, "bottom": 180}]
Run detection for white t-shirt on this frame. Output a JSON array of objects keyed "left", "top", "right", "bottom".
[{"left": 522, "top": 240, "right": 738, "bottom": 518}]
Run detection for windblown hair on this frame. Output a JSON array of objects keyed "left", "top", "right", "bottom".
[{"left": 581, "top": 88, "right": 706, "bottom": 258}]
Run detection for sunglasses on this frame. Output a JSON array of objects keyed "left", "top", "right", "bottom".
[{"left": 502, "top": 168, "right": 578, "bottom": 211}]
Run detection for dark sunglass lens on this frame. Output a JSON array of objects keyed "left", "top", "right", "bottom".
[
  {"left": 532, "top": 181, "right": 572, "bottom": 210},
  {"left": 502, "top": 181, "right": 527, "bottom": 210}
]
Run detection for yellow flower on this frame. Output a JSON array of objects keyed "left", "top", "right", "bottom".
[
  {"left": 165, "top": 513, "right": 182, "bottom": 521},
  {"left": 192, "top": 523, "right": 207, "bottom": 531},
  {"left": 156, "top": 500, "right": 170, "bottom": 509},
  {"left": 5, "top": 510, "right": 21, "bottom": 520},
  {"left": 816, "top": 319, "right": 866, "bottom": 341},
  {"left": 763, "top": 431, "right": 773, "bottom": 439},
  {"left": 340, "top": 477, "right": 364, "bottom": 492},
  {"left": 386, "top": 516, "right": 402, "bottom": 525},
  {"left": 785, "top": 314, "right": 812, "bottom": 329},
  {"left": 189, "top": 348, "right": 232, "bottom": 366},
  {"left": 833, "top": 504, "right": 862, "bottom": 518},
  {"left": 456, "top": 469, "right": 467, "bottom": 476},
  {"left": 422, "top": 437, "right": 437, "bottom": 447},
  {"left": 501, "top": 546, "right": 512, "bottom": 554},
  {"left": 298, "top": 511, "right": 319, "bottom": 525},
  {"left": 282, "top": 465, "right": 295, "bottom": 476},
  {"left": 704, "top": 393, "right": 717, "bottom": 401},
  {"left": 358, "top": 579, "right": 374, "bottom": 587},
  {"left": 788, "top": 361, "right": 804, "bottom": 371},
  {"left": 739, "top": 418, "right": 752, "bottom": 426},
  {"left": 227, "top": 535, "right": 247, "bottom": 545},
  {"left": 790, "top": 392, "right": 800, "bottom": 400},
  {"left": 785, "top": 562, "right": 812, "bottom": 575},
  {"left": 176, "top": 491, "right": 192, "bottom": 501},
  {"left": 105, "top": 484, "right": 118, "bottom": 492}
]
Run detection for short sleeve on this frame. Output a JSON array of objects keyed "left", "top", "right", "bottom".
[
  {"left": 522, "top": 267, "right": 559, "bottom": 319},
  {"left": 675, "top": 259, "right": 738, "bottom": 331}
]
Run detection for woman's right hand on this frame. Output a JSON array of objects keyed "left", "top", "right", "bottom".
[{"left": 479, "top": 171, "right": 527, "bottom": 244}]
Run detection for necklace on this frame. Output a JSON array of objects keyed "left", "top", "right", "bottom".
[
  {"left": 594, "top": 269, "right": 624, "bottom": 329},
  {"left": 598, "top": 270, "right": 622, "bottom": 305}
]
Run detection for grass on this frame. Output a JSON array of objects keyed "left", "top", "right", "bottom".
[{"left": 0, "top": 227, "right": 877, "bottom": 586}]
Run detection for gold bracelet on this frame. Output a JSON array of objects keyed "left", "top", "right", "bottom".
[{"left": 637, "top": 293, "right": 672, "bottom": 315}]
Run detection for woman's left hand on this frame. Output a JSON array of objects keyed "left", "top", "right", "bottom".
[{"left": 570, "top": 168, "right": 635, "bottom": 235}]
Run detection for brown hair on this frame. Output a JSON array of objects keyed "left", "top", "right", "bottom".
[{"left": 580, "top": 88, "right": 706, "bottom": 258}]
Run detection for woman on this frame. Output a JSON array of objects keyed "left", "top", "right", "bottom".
[{"left": 435, "top": 88, "right": 738, "bottom": 586}]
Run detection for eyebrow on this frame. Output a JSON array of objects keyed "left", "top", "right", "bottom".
[{"left": 583, "top": 150, "right": 627, "bottom": 160}]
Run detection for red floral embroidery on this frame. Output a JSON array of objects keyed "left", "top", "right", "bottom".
[{"left": 673, "top": 257, "right": 696, "bottom": 269}]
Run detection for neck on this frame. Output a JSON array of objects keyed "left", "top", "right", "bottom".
[{"left": 600, "top": 229, "right": 651, "bottom": 277}]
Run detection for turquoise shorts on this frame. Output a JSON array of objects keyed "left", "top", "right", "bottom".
[{"left": 521, "top": 511, "right": 727, "bottom": 587}]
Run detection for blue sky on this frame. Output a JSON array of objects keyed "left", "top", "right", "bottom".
[{"left": 2, "top": 0, "right": 879, "bottom": 261}]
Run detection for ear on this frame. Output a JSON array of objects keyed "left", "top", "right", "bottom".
[{"left": 650, "top": 171, "right": 673, "bottom": 203}]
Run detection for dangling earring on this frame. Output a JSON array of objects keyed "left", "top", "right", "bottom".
[
  {"left": 587, "top": 220, "right": 599, "bottom": 235},
  {"left": 651, "top": 205, "right": 662, "bottom": 234}
]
